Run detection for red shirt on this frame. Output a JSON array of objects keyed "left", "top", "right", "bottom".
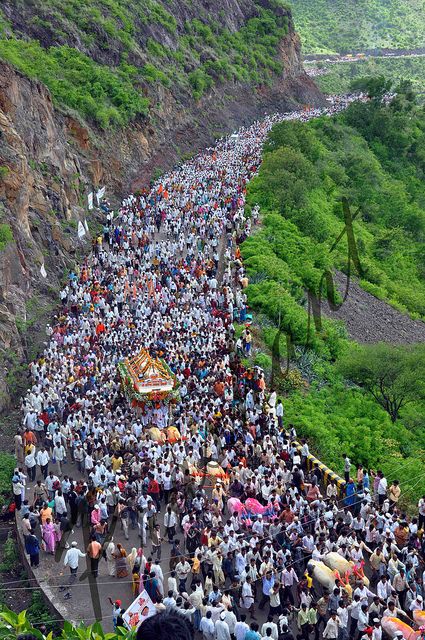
[{"left": 148, "top": 479, "right": 160, "bottom": 494}]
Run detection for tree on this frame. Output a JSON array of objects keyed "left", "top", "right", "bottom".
[{"left": 337, "top": 343, "right": 425, "bottom": 422}]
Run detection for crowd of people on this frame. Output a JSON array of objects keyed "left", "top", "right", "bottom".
[{"left": 11, "top": 93, "right": 425, "bottom": 640}]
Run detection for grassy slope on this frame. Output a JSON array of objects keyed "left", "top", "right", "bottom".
[
  {"left": 241, "top": 95, "right": 425, "bottom": 502},
  {"left": 0, "top": 1, "right": 290, "bottom": 128},
  {"left": 289, "top": 0, "right": 425, "bottom": 54}
]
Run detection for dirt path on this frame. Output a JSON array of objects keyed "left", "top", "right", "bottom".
[{"left": 321, "top": 270, "right": 425, "bottom": 344}]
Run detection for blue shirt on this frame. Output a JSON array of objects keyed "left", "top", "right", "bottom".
[
  {"left": 245, "top": 631, "right": 260, "bottom": 640},
  {"left": 262, "top": 575, "right": 275, "bottom": 596}
]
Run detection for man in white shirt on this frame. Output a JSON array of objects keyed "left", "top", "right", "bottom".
[
  {"left": 337, "top": 602, "right": 349, "bottom": 640},
  {"left": 200, "top": 611, "right": 215, "bottom": 640},
  {"left": 45, "top": 472, "right": 59, "bottom": 500},
  {"left": 175, "top": 558, "right": 191, "bottom": 592},
  {"left": 54, "top": 490, "right": 67, "bottom": 517},
  {"left": 215, "top": 611, "right": 231, "bottom": 640},
  {"left": 261, "top": 616, "right": 279, "bottom": 640},
  {"left": 234, "top": 614, "right": 250, "bottom": 640},
  {"left": 377, "top": 575, "right": 392, "bottom": 601},
  {"left": 63, "top": 541, "right": 85, "bottom": 576},
  {"left": 36, "top": 447, "right": 50, "bottom": 479},
  {"left": 61, "top": 540, "right": 86, "bottom": 600},
  {"left": 377, "top": 473, "right": 388, "bottom": 506},
  {"left": 12, "top": 478, "right": 24, "bottom": 510},
  {"left": 53, "top": 442, "right": 66, "bottom": 477},
  {"left": 323, "top": 612, "right": 340, "bottom": 639}
]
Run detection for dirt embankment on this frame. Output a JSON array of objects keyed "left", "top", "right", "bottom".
[{"left": 322, "top": 270, "right": 425, "bottom": 344}]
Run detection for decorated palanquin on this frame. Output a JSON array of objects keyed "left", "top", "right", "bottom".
[{"left": 118, "top": 348, "right": 180, "bottom": 408}]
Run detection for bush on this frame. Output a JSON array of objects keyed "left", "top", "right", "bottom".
[
  {"left": 0, "top": 536, "right": 18, "bottom": 573},
  {"left": 0, "top": 452, "right": 15, "bottom": 508},
  {"left": 188, "top": 68, "right": 213, "bottom": 100},
  {"left": 0, "top": 223, "right": 13, "bottom": 250},
  {"left": 0, "top": 605, "right": 135, "bottom": 639},
  {"left": 0, "top": 40, "right": 149, "bottom": 128},
  {"left": 254, "top": 352, "right": 272, "bottom": 370}
]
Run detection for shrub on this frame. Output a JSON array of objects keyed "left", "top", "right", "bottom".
[
  {"left": 141, "top": 63, "right": 169, "bottom": 86},
  {"left": 0, "top": 40, "right": 149, "bottom": 128},
  {"left": 188, "top": 68, "right": 213, "bottom": 100},
  {"left": 254, "top": 352, "right": 272, "bottom": 370},
  {"left": 0, "top": 223, "right": 13, "bottom": 250},
  {"left": 0, "top": 535, "right": 18, "bottom": 573}
]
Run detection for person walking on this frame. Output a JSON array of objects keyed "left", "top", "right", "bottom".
[
  {"left": 26, "top": 533, "right": 40, "bottom": 567},
  {"left": 201, "top": 611, "right": 215, "bottom": 640},
  {"left": 25, "top": 446, "right": 37, "bottom": 483},
  {"left": 63, "top": 541, "right": 86, "bottom": 599},
  {"left": 216, "top": 611, "right": 231, "bottom": 640},
  {"left": 36, "top": 447, "right": 50, "bottom": 480},
  {"left": 322, "top": 612, "right": 340, "bottom": 639},
  {"left": 87, "top": 536, "right": 102, "bottom": 578},
  {"left": 12, "top": 476, "right": 24, "bottom": 510},
  {"left": 175, "top": 557, "right": 191, "bottom": 593},
  {"left": 151, "top": 523, "right": 162, "bottom": 560},
  {"left": 53, "top": 441, "right": 66, "bottom": 477},
  {"left": 164, "top": 506, "right": 177, "bottom": 543}
]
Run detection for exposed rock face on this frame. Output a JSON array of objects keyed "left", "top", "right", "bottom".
[{"left": 0, "top": 3, "right": 323, "bottom": 412}]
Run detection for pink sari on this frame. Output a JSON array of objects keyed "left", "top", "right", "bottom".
[{"left": 42, "top": 523, "right": 56, "bottom": 553}]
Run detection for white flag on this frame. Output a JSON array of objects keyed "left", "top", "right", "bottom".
[
  {"left": 88, "top": 192, "right": 94, "bottom": 210},
  {"left": 78, "top": 220, "right": 86, "bottom": 238},
  {"left": 96, "top": 186, "right": 106, "bottom": 205},
  {"left": 40, "top": 263, "right": 47, "bottom": 278},
  {"left": 84, "top": 219, "right": 89, "bottom": 233}
]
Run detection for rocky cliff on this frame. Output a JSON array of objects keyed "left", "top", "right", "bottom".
[{"left": 0, "top": 0, "right": 323, "bottom": 413}]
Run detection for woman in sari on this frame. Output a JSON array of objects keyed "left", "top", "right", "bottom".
[
  {"left": 42, "top": 517, "right": 56, "bottom": 554},
  {"left": 126, "top": 547, "right": 138, "bottom": 574},
  {"left": 113, "top": 543, "right": 128, "bottom": 578}
]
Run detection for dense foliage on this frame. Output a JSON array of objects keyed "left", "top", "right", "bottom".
[
  {"left": 311, "top": 56, "right": 425, "bottom": 95},
  {"left": 0, "top": 2, "right": 289, "bottom": 127},
  {"left": 0, "top": 452, "right": 16, "bottom": 508},
  {"left": 337, "top": 342, "right": 425, "bottom": 422},
  {"left": 0, "top": 40, "right": 149, "bottom": 128},
  {"left": 245, "top": 85, "right": 425, "bottom": 319},
  {"left": 289, "top": 0, "right": 425, "bottom": 54},
  {"left": 243, "top": 85, "right": 425, "bottom": 503},
  {"left": 284, "top": 383, "right": 425, "bottom": 501},
  {"left": 0, "top": 606, "right": 133, "bottom": 640},
  {"left": 0, "top": 223, "right": 13, "bottom": 251}
]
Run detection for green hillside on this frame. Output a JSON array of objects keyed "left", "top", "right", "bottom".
[
  {"left": 0, "top": 1, "right": 289, "bottom": 128},
  {"left": 289, "top": 0, "right": 425, "bottom": 53},
  {"left": 242, "top": 81, "right": 425, "bottom": 500}
]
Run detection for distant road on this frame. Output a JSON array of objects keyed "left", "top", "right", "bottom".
[{"left": 304, "top": 47, "right": 425, "bottom": 64}]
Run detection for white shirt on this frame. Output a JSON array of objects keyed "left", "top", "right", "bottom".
[
  {"left": 64, "top": 547, "right": 85, "bottom": 569},
  {"left": 36, "top": 450, "right": 50, "bottom": 466},
  {"left": 200, "top": 617, "right": 215, "bottom": 637},
  {"left": 261, "top": 623, "right": 278, "bottom": 640},
  {"left": 215, "top": 619, "right": 231, "bottom": 640},
  {"left": 54, "top": 495, "right": 67, "bottom": 515},
  {"left": 235, "top": 621, "right": 249, "bottom": 640}
]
